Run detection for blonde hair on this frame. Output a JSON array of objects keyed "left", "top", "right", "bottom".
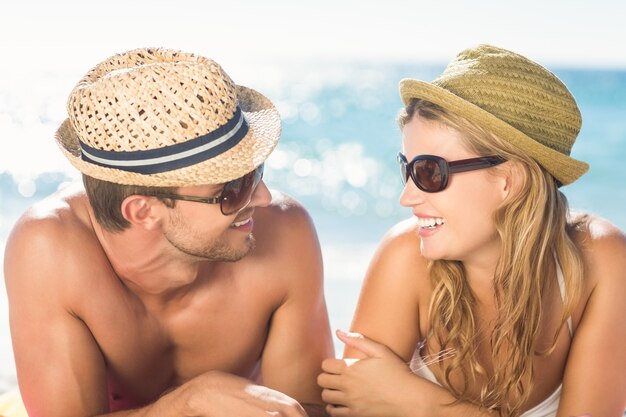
[{"left": 399, "top": 99, "right": 585, "bottom": 416}]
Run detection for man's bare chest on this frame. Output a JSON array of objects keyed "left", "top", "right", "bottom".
[{"left": 84, "top": 275, "right": 280, "bottom": 403}]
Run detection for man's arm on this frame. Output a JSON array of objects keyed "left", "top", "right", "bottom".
[
  {"left": 256, "top": 196, "right": 334, "bottom": 416},
  {"left": 103, "top": 371, "right": 309, "bottom": 417},
  {"left": 5, "top": 216, "right": 114, "bottom": 416}
]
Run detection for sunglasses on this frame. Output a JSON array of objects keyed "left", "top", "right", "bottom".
[
  {"left": 397, "top": 153, "right": 506, "bottom": 193},
  {"left": 155, "top": 164, "right": 264, "bottom": 215}
]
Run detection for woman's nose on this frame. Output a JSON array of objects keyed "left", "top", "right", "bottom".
[{"left": 399, "top": 180, "right": 425, "bottom": 208}]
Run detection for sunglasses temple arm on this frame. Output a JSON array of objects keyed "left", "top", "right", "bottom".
[{"left": 448, "top": 158, "right": 505, "bottom": 174}]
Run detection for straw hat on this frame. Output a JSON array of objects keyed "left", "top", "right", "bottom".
[
  {"left": 55, "top": 47, "right": 281, "bottom": 186},
  {"left": 400, "top": 44, "right": 588, "bottom": 186}
]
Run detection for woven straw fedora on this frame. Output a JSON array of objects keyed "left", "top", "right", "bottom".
[
  {"left": 55, "top": 47, "right": 281, "bottom": 186},
  {"left": 399, "top": 44, "right": 588, "bottom": 186}
]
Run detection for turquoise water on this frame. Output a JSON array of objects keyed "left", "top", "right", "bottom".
[{"left": 1, "top": 63, "right": 625, "bottom": 387}]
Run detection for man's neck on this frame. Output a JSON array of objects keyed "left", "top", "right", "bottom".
[{"left": 87, "top": 204, "right": 211, "bottom": 301}]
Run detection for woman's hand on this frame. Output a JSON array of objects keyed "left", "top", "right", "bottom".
[{"left": 318, "top": 330, "right": 431, "bottom": 417}]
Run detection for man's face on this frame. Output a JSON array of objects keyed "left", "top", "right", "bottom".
[{"left": 162, "top": 180, "right": 271, "bottom": 262}]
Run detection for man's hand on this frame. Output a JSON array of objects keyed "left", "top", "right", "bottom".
[{"left": 182, "top": 370, "right": 309, "bottom": 417}]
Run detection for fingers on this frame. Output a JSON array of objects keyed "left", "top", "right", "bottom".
[
  {"left": 272, "top": 405, "right": 307, "bottom": 417},
  {"left": 317, "top": 371, "right": 344, "bottom": 390},
  {"left": 318, "top": 364, "right": 351, "bottom": 416},
  {"left": 187, "top": 373, "right": 309, "bottom": 417},
  {"left": 264, "top": 411, "right": 304, "bottom": 417},
  {"left": 282, "top": 401, "right": 308, "bottom": 417},
  {"left": 336, "top": 329, "right": 390, "bottom": 358},
  {"left": 256, "top": 388, "right": 307, "bottom": 417},
  {"left": 259, "top": 401, "right": 306, "bottom": 417},
  {"left": 321, "top": 387, "right": 347, "bottom": 407},
  {"left": 326, "top": 404, "right": 351, "bottom": 417},
  {"left": 323, "top": 389, "right": 352, "bottom": 417},
  {"left": 321, "top": 358, "right": 349, "bottom": 374}
]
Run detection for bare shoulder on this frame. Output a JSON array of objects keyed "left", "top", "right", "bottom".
[
  {"left": 260, "top": 189, "right": 314, "bottom": 222},
  {"left": 359, "top": 217, "right": 429, "bottom": 310},
  {"left": 369, "top": 216, "right": 429, "bottom": 284},
  {"left": 4, "top": 185, "right": 95, "bottom": 296},
  {"left": 572, "top": 214, "right": 626, "bottom": 263},
  {"left": 378, "top": 216, "right": 423, "bottom": 255},
  {"left": 560, "top": 215, "right": 626, "bottom": 415},
  {"left": 253, "top": 189, "right": 318, "bottom": 248},
  {"left": 6, "top": 184, "right": 90, "bottom": 246},
  {"left": 571, "top": 213, "right": 626, "bottom": 290},
  {"left": 347, "top": 217, "right": 429, "bottom": 357},
  {"left": 7, "top": 190, "right": 78, "bottom": 257},
  {"left": 250, "top": 189, "right": 322, "bottom": 288},
  {"left": 361, "top": 216, "right": 431, "bottom": 304},
  {"left": 583, "top": 214, "right": 626, "bottom": 246}
]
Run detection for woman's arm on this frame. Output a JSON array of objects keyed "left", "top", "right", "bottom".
[
  {"left": 343, "top": 219, "right": 427, "bottom": 361},
  {"left": 320, "top": 331, "right": 496, "bottom": 417},
  {"left": 557, "top": 219, "right": 626, "bottom": 417},
  {"left": 319, "top": 219, "right": 495, "bottom": 416}
]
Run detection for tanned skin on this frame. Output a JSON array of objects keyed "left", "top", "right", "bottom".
[{"left": 5, "top": 180, "right": 333, "bottom": 417}]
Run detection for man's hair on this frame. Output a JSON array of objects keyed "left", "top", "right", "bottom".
[
  {"left": 82, "top": 175, "right": 177, "bottom": 232},
  {"left": 399, "top": 99, "right": 585, "bottom": 417}
]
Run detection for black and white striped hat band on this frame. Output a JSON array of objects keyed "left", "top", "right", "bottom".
[{"left": 79, "top": 106, "right": 249, "bottom": 174}]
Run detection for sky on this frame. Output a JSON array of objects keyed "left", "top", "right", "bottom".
[
  {"left": 0, "top": 0, "right": 625, "bottom": 178},
  {"left": 1, "top": 0, "right": 626, "bottom": 72}
]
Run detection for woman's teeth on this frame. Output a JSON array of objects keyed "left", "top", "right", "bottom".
[{"left": 416, "top": 217, "right": 445, "bottom": 229}]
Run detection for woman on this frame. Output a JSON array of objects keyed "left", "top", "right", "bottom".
[{"left": 318, "top": 45, "right": 626, "bottom": 417}]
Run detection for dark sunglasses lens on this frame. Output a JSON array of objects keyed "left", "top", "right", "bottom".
[
  {"left": 413, "top": 158, "right": 443, "bottom": 192},
  {"left": 220, "top": 165, "right": 264, "bottom": 215}
]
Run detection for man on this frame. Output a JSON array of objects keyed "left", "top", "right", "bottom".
[{"left": 4, "top": 47, "right": 333, "bottom": 416}]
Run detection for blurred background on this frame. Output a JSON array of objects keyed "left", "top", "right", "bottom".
[{"left": 1, "top": 0, "right": 625, "bottom": 392}]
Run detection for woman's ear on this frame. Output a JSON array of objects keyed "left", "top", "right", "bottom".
[
  {"left": 120, "top": 195, "right": 164, "bottom": 231},
  {"left": 501, "top": 160, "right": 526, "bottom": 199}
]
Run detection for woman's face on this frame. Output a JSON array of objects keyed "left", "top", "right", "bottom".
[{"left": 400, "top": 115, "right": 507, "bottom": 266}]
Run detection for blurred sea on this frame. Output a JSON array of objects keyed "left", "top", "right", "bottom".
[{"left": 1, "top": 62, "right": 625, "bottom": 391}]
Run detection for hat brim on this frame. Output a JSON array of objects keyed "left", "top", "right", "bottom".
[
  {"left": 55, "top": 85, "right": 281, "bottom": 186},
  {"left": 399, "top": 79, "right": 589, "bottom": 186}
]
